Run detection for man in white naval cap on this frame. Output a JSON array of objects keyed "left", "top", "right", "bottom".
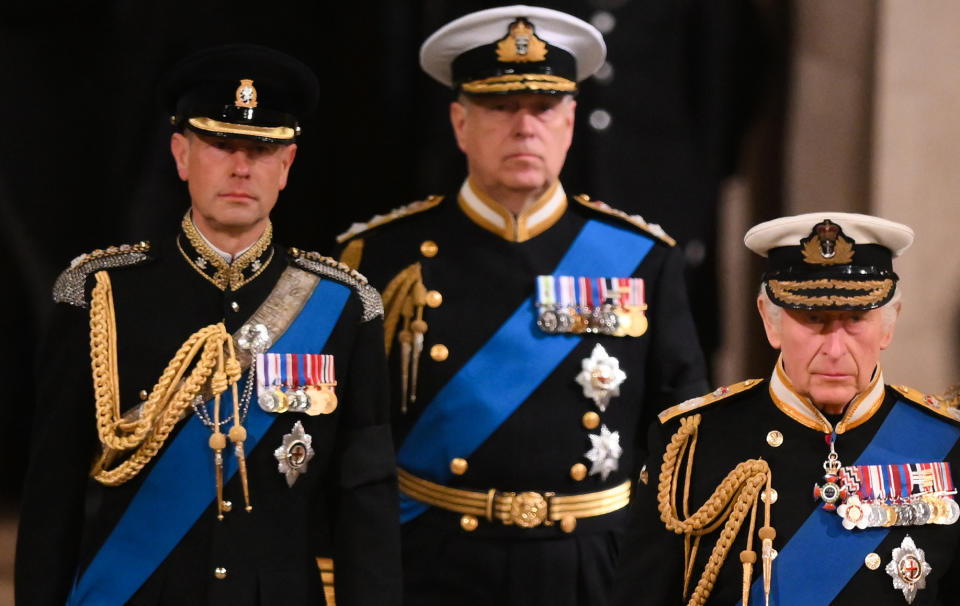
[
  {"left": 337, "top": 6, "right": 708, "bottom": 605},
  {"left": 614, "top": 212, "right": 960, "bottom": 605}
]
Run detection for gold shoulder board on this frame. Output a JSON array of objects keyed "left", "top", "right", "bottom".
[
  {"left": 573, "top": 194, "right": 676, "bottom": 247},
  {"left": 658, "top": 379, "right": 764, "bottom": 424},
  {"left": 53, "top": 242, "right": 151, "bottom": 308},
  {"left": 891, "top": 384, "right": 960, "bottom": 423},
  {"left": 335, "top": 195, "right": 444, "bottom": 244}
]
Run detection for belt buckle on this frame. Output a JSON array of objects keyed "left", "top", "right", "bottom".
[{"left": 505, "top": 491, "right": 553, "bottom": 528}]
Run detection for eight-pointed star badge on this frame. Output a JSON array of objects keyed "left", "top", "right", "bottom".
[
  {"left": 274, "top": 421, "right": 315, "bottom": 487},
  {"left": 575, "top": 343, "right": 627, "bottom": 412},
  {"left": 885, "top": 534, "right": 931, "bottom": 604},
  {"left": 584, "top": 424, "right": 622, "bottom": 481}
]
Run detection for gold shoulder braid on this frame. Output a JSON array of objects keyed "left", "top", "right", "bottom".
[
  {"left": 335, "top": 195, "right": 445, "bottom": 244},
  {"left": 88, "top": 270, "right": 252, "bottom": 516},
  {"left": 572, "top": 194, "right": 676, "bottom": 246},
  {"left": 658, "top": 414, "right": 776, "bottom": 605}
]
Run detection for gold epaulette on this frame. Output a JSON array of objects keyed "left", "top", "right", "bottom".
[
  {"left": 288, "top": 248, "right": 384, "bottom": 322},
  {"left": 335, "top": 195, "right": 445, "bottom": 244},
  {"left": 52, "top": 242, "right": 152, "bottom": 308},
  {"left": 658, "top": 379, "right": 764, "bottom": 424},
  {"left": 573, "top": 194, "right": 676, "bottom": 247},
  {"left": 891, "top": 384, "right": 960, "bottom": 423}
]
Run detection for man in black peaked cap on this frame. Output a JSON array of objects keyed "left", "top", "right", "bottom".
[{"left": 15, "top": 44, "right": 400, "bottom": 606}]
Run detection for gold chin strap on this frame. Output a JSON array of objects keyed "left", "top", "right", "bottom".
[
  {"left": 658, "top": 414, "right": 776, "bottom": 606},
  {"left": 380, "top": 263, "right": 429, "bottom": 413},
  {"left": 88, "top": 270, "right": 250, "bottom": 516}
]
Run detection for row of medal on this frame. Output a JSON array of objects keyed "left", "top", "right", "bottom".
[
  {"left": 256, "top": 353, "right": 338, "bottom": 416},
  {"left": 535, "top": 275, "right": 647, "bottom": 337},
  {"left": 817, "top": 461, "right": 959, "bottom": 530}
]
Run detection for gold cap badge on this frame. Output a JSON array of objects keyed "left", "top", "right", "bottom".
[
  {"left": 496, "top": 19, "right": 548, "bottom": 63},
  {"left": 234, "top": 79, "right": 258, "bottom": 109},
  {"left": 801, "top": 219, "right": 854, "bottom": 265}
]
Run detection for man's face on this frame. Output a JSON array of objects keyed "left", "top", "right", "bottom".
[
  {"left": 450, "top": 93, "right": 575, "bottom": 199},
  {"left": 759, "top": 299, "right": 898, "bottom": 413},
  {"left": 170, "top": 131, "right": 296, "bottom": 236}
]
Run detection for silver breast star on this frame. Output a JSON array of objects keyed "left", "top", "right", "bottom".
[
  {"left": 575, "top": 343, "right": 627, "bottom": 412},
  {"left": 584, "top": 424, "right": 622, "bottom": 481},
  {"left": 885, "top": 534, "right": 932, "bottom": 604},
  {"left": 274, "top": 421, "right": 315, "bottom": 487}
]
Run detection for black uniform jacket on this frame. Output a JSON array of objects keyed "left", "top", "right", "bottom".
[
  {"left": 613, "top": 368, "right": 960, "bottom": 606},
  {"left": 15, "top": 223, "right": 401, "bottom": 606},
  {"left": 337, "top": 183, "right": 707, "bottom": 604}
]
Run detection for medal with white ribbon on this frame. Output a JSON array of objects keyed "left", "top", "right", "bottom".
[
  {"left": 304, "top": 353, "right": 337, "bottom": 416},
  {"left": 835, "top": 461, "right": 958, "bottom": 529},
  {"left": 596, "top": 278, "right": 619, "bottom": 335},
  {"left": 256, "top": 353, "right": 288, "bottom": 413},
  {"left": 557, "top": 276, "right": 577, "bottom": 333},
  {"left": 536, "top": 275, "right": 560, "bottom": 333}
]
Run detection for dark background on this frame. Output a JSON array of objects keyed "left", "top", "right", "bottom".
[{"left": 0, "top": 0, "right": 786, "bottom": 510}]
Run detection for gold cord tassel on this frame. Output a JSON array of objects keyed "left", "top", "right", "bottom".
[
  {"left": 398, "top": 298, "right": 414, "bottom": 413},
  {"left": 409, "top": 281, "right": 428, "bottom": 405},
  {"left": 223, "top": 337, "right": 252, "bottom": 512},
  {"left": 88, "top": 271, "right": 246, "bottom": 500},
  {"left": 658, "top": 414, "right": 775, "bottom": 606}
]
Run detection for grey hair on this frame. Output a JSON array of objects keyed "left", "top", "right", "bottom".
[{"left": 758, "top": 283, "right": 902, "bottom": 331}]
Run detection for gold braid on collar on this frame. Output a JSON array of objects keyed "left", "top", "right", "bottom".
[{"left": 179, "top": 212, "right": 275, "bottom": 291}]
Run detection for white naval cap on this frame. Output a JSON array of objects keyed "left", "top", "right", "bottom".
[
  {"left": 420, "top": 5, "right": 606, "bottom": 95},
  {"left": 744, "top": 212, "right": 914, "bottom": 311}
]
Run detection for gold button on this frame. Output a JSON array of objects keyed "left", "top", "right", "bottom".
[
  {"left": 214, "top": 567, "right": 227, "bottom": 580},
  {"left": 570, "top": 463, "right": 587, "bottom": 481},
  {"left": 560, "top": 515, "right": 577, "bottom": 533},
  {"left": 222, "top": 500, "right": 233, "bottom": 512},
  {"left": 230, "top": 301, "right": 239, "bottom": 312},
  {"left": 425, "top": 290, "right": 443, "bottom": 308},
  {"left": 420, "top": 240, "right": 438, "bottom": 257},
  {"left": 760, "top": 488, "right": 778, "bottom": 504},
  {"left": 450, "top": 457, "right": 468, "bottom": 475},
  {"left": 582, "top": 411, "right": 600, "bottom": 430},
  {"left": 864, "top": 552, "right": 882, "bottom": 570},
  {"left": 430, "top": 344, "right": 449, "bottom": 361},
  {"left": 139, "top": 390, "right": 149, "bottom": 401},
  {"left": 639, "top": 464, "right": 649, "bottom": 485},
  {"left": 766, "top": 430, "right": 784, "bottom": 447},
  {"left": 460, "top": 514, "right": 478, "bottom": 531}
]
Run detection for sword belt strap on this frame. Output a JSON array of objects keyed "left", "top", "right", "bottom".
[{"left": 398, "top": 468, "right": 631, "bottom": 530}]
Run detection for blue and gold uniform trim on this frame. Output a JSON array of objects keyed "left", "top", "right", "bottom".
[
  {"left": 891, "top": 384, "right": 960, "bottom": 423},
  {"left": 573, "top": 194, "right": 676, "bottom": 247}
]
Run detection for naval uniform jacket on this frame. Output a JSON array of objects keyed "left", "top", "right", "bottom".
[
  {"left": 612, "top": 363, "right": 960, "bottom": 605},
  {"left": 15, "top": 222, "right": 401, "bottom": 605},
  {"left": 337, "top": 181, "right": 708, "bottom": 605}
]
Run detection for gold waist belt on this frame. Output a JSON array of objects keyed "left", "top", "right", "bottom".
[{"left": 398, "top": 468, "right": 631, "bottom": 533}]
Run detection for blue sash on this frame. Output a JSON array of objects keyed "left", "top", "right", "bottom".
[
  {"left": 67, "top": 278, "right": 351, "bottom": 605},
  {"left": 740, "top": 400, "right": 960, "bottom": 605},
  {"left": 398, "top": 220, "right": 655, "bottom": 522}
]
